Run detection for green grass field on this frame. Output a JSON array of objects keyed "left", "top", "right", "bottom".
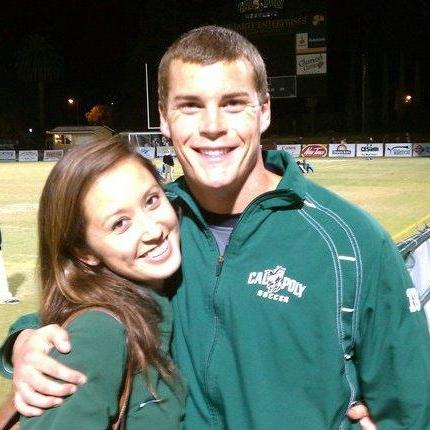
[{"left": 0, "top": 157, "right": 429, "bottom": 400}]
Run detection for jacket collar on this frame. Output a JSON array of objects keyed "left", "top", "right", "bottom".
[{"left": 165, "top": 150, "right": 306, "bottom": 214}]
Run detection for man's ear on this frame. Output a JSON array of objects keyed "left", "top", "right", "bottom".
[
  {"left": 260, "top": 94, "right": 271, "bottom": 134},
  {"left": 159, "top": 104, "right": 171, "bottom": 139}
]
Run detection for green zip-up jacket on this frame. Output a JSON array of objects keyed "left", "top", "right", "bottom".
[{"left": 166, "top": 151, "right": 430, "bottom": 430}]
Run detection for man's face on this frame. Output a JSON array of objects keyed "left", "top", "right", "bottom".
[{"left": 160, "top": 59, "right": 270, "bottom": 192}]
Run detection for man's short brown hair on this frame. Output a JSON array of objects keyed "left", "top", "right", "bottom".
[{"left": 158, "top": 25, "right": 269, "bottom": 111}]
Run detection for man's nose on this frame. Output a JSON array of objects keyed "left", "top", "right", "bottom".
[{"left": 199, "top": 106, "right": 227, "bottom": 140}]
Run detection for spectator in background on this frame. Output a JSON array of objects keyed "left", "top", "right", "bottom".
[
  {"left": 297, "top": 158, "right": 314, "bottom": 174},
  {"left": 0, "top": 227, "right": 19, "bottom": 304},
  {"left": 162, "top": 151, "right": 175, "bottom": 182}
]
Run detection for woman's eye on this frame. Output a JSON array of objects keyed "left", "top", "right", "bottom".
[
  {"left": 146, "top": 194, "right": 160, "bottom": 208},
  {"left": 112, "top": 218, "right": 130, "bottom": 233}
]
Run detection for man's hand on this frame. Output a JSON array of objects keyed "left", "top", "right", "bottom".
[
  {"left": 12, "top": 325, "right": 87, "bottom": 417},
  {"left": 347, "top": 403, "right": 377, "bottom": 430}
]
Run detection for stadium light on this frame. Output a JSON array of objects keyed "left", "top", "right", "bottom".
[{"left": 67, "top": 98, "right": 80, "bottom": 125}]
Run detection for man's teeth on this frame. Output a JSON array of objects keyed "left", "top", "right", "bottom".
[
  {"left": 200, "top": 148, "right": 229, "bottom": 156},
  {"left": 145, "top": 241, "right": 168, "bottom": 258}
]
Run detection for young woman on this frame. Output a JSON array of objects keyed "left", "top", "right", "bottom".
[{"left": 21, "top": 137, "right": 185, "bottom": 429}]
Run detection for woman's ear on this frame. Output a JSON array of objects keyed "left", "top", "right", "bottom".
[{"left": 75, "top": 248, "right": 100, "bottom": 266}]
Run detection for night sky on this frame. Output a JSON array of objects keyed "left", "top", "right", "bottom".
[{"left": 1, "top": 0, "right": 429, "bottom": 141}]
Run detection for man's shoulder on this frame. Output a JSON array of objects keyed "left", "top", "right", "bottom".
[{"left": 303, "top": 179, "right": 387, "bottom": 243}]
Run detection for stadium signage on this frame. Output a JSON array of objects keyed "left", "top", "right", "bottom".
[
  {"left": 296, "top": 32, "right": 326, "bottom": 54},
  {"left": 18, "top": 150, "right": 38, "bottom": 162},
  {"left": 276, "top": 144, "right": 301, "bottom": 157},
  {"left": 0, "top": 150, "right": 16, "bottom": 161},
  {"left": 296, "top": 53, "right": 326, "bottom": 75},
  {"left": 356, "top": 143, "right": 383, "bottom": 157},
  {"left": 384, "top": 144, "right": 412, "bottom": 157},
  {"left": 238, "top": 0, "right": 284, "bottom": 14},
  {"left": 413, "top": 143, "right": 430, "bottom": 157},
  {"left": 301, "top": 144, "right": 327, "bottom": 157},
  {"left": 43, "top": 150, "right": 64, "bottom": 161},
  {"left": 328, "top": 143, "right": 356, "bottom": 158}
]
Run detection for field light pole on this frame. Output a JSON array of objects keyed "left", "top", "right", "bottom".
[{"left": 68, "top": 98, "right": 80, "bottom": 125}]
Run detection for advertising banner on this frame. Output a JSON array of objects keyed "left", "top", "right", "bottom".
[
  {"left": 296, "top": 32, "right": 326, "bottom": 54},
  {"left": 43, "top": 150, "right": 64, "bottom": 161},
  {"left": 296, "top": 53, "right": 326, "bottom": 75},
  {"left": 413, "top": 143, "right": 430, "bottom": 157},
  {"left": 0, "top": 151, "right": 16, "bottom": 161},
  {"left": 328, "top": 143, "right": 356, "bottom": 158},
  {"left": 301, "top": 144, "right": 327, "bottom": 158},
  {"left": 384, "top": 143, "right": 412, "bottom": 157},
  {"left": 156, "top": 146, "right": 176, "bottom": 157},
  {"left": 18, "top": 150, "right": 38, "bottom": 162},
  {"left": 356, "top": 143, "right": 383, "bottom": 157},
  {"left": 137, "top": 147, "right": 156, "bottom": 159},
  {"left": 276, "top": 144, "right": 301, "bottom": 157}
]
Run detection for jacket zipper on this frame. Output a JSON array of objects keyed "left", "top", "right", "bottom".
[{"left": 180, "top": 189, "right": 298, "bottom": 424}]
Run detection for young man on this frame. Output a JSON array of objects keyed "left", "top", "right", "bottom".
[{"left": 3, "top": 26, "right": 429, "bottom": 429}]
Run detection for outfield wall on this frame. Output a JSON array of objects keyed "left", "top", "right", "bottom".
[
  {"left": 0, "top": 146, "right": 177, "bottom": 162},
  {"left": 276, "top": 142, "right": 430, "bottom": 158},
  {"left": 1, "top": 143, "right": 429, "bottom": 162}
]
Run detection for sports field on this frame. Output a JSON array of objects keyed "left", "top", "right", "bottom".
[{"left": 0, "top": 156, "right": 429, "bottom": 400}]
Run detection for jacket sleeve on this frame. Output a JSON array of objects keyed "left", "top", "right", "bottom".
[
  {"left": 0, "top": 313, "right": 40, "bottom": 379},
  {"left": 356, "top": 234, "right": 430, "bottom": 429},
  {"left": 20, "top": 311, "right": 128, "bottom": 430}
]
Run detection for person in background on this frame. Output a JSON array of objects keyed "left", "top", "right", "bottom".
[
  {"left": 0, "top": 226, "right": 19, "bottom": 304},
  {"left": 162, "top": 151, "right": 174, "bottom": 182}
]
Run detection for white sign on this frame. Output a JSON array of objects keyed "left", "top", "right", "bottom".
[
  {"left": 18, "top": 150, "right": 38, "bottom": 162},
  {"left": 276, "top": 144, "right": 301, "bottom": 157},
  {"left": 384, "top": 143, "right": 412, "bottom": 157},
  {"left": 136, "top": 146, "right": 156, "bottom": 159},
  {"left": 43, "top": 150, "right": 64, "bottom": 161},
  {"left": 328, "top": 143, "right": 356, "bottom": 158},
  {"left": 356, "top": 143, "right": 384, "bottom": 157},
  {"left": 0, "top": 150, "right": 16, "bottom": 161},
  {"left": 413, "top": 143, "right": 430, "bottom": 157},
  {"left": 296, "top": 33, "right": 308, "bottom": 51},
  {"left": 156, "top": 146, "right": 176, "bottom": 157},
  {"left": 296, "top": 53, "right": 326, "bottom": 75}
]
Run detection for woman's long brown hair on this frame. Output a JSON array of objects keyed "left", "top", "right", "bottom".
[{"left": 38, "top": 136, "right": 174, "bottom": 385}]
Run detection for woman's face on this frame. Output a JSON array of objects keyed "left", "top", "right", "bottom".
[{"left": 80, "top": 157, "right": 181, "bottom": 286}]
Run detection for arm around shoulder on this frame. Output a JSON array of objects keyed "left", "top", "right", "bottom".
[{"left": 0, "top": 313, "right": 40, "bottom": 378}]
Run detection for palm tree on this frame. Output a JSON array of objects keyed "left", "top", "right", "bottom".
[{"left": 15, "top": 34, "right": 63, "bottom": 139}]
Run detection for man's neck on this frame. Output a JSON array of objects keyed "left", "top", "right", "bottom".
[{"left": 187, "top": 167, "right": 282, "bottom": 214}]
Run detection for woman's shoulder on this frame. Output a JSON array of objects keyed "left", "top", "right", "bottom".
[{"left": 50, "top": 309, "right": 127, "bottom": 370}]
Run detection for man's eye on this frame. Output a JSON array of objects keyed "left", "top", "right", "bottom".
[
  {"left": 112, "top": 218, "right": 130, "bottom": 233},
  {"left": 223, "top": 100, "right": 247, "bottom": 113},
  {"left": 179, "top": 103, "right": 201, "bottom": 114}
]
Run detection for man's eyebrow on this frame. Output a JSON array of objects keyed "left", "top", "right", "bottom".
[
  {"left": 221, "top": 92, "right": 250, "bottom": 99},
  {"left": 172, "top": 95, "right": 201, "bottom": 103}
]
